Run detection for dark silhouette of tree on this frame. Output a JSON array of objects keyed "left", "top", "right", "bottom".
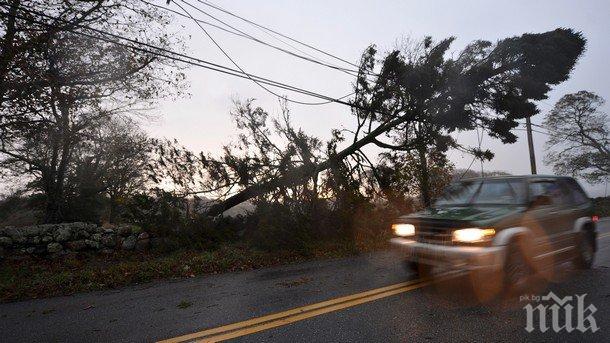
[
  {"left": 66, "top": 118, "right": 152, "bottom": 222},
  {"left": 203, "top": 29, "right": 585, "bottom": 216},
  {"left": 544, "top": 91, "right": 609, "bottom": 183},
  {"left": 0, "top": 0, "right": 186, "bottom": 222}
]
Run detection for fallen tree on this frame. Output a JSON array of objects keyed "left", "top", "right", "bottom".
[
  {"left": 177, "top": 29, "right": 587, "bottom": 216},
  {"left": 205, "top": 113, "right": 409, "bottom": 215}
]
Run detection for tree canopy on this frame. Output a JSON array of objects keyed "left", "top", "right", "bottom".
[
  {"left": 0, "top": 0, "right": 186, "bottom": 222},
  {"left": 544, "top": 90, "right": 609, "bottom": 183}
]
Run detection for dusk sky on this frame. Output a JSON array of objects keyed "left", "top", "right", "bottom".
[{"left": 148, "top": 0, "right": 610, "bottom": 196}]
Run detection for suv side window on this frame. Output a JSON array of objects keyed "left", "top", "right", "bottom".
[
  {"left": 529, "top": 180, "right": 570, "bottom": 206},
  {"left": 529, "top": 182, "right": 547, "bottom": 198},
  {"left": 563, "top": 178, "right": 589, "bottom": 205},
  {"left": 557, "top": 180, "right": 576, "bottom": 206}
]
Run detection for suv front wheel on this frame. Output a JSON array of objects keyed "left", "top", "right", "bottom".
[{"left": 504, "top": 241, "right": 533, "bottom": 296}]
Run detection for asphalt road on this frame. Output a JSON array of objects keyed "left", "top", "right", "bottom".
[{"left": 1, "top": 219, "right": 609, "bottom": 343}]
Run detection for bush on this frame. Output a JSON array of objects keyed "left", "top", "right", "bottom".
[
  {"left": 242, "top": 197, "right": 397, "bottom": 253},
  {"left": 122, "top": 190, "right": 186, "bottom": 236},
  {"left": 63, "top": 190, "right": 105, "bottom": 224},
  {"left": 243, "top": 201, "right": 317, "bottom": 252},
  {"left": 122, "top": 190, "right": 242, "bottom": 250},
  {"left": 168, "top": 214, "right": 242, "bottom": 250}
]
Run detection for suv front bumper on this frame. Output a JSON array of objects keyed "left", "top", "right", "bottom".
[{"left": 390, "top": 237, "right": 506, "bottom": 271}]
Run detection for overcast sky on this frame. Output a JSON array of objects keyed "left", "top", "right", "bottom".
[{"left": 148, "top": 0, "right": 610, "bottom": 197}]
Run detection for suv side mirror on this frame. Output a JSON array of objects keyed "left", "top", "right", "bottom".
[{"left": 530, "top": 194, "right": 552, "bottom": 208}]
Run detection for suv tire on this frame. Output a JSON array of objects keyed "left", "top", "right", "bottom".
[{"left": 504, "top": 241, "right": 533, "bottom": 296}]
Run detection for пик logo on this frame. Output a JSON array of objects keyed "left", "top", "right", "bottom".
[{"left": 522, "top": 292, "right": 599, "bottom": 333}]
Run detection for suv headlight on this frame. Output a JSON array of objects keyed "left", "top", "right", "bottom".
[
  {"left": 392, "top": 223, "right": 415, "bottom": 237},
  {"left": 452, "top": 228, "right": 495, "bottom": 243}
]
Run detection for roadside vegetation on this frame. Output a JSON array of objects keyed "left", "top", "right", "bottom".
[{"left": 1, "top": 234, "right": 390, "bottom": 302}]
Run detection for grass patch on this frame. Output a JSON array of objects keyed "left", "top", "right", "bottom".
[{"left": 0, "top": 234, "right": 390, "bottom": 303}]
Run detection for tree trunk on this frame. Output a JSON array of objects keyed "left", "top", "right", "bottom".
[
  {"left": 418, "top": 145, "right": 431, "bottom": 208},
  {"left": 40, "top": 66, "right": 73, "bottom": 224},
  {"left": 109, "top": 194, "right": 118, "bottom": 224},
  {"left": 43, "top": 183, "right": 64, "bottom": 224},
  {"left": 206, "top": 115, "right": 410, "bottom": 216},
  {"left": 0, "top": 0, "right": 20, "bottom": 105}
]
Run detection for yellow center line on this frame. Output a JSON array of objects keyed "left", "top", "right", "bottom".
[
  {"left": 158, "top": 278, "right": 433, "bottom": 343},
  {"left": 200, "top": 281, "right": 431, "bottom": 342}
]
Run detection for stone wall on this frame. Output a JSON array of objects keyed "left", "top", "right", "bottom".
[{"left": 0, "top": 223, "right": 151, "bottom": 258}]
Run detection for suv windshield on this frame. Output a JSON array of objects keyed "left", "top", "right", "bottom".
[{"left": 435, "top": 179, "right": 527, "bottom": 206}]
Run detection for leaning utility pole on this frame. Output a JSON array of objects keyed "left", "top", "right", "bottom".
[{"left": 525, "top": 117, "right": 537, "bottom": 174}]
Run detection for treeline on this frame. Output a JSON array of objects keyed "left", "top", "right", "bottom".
[{"left": 0, "top": 98, "right": 450, "bottom": 250}]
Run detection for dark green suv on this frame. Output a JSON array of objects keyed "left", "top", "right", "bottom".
[{"left": 390, "top": 175, "right": 598, "bottom": 289}]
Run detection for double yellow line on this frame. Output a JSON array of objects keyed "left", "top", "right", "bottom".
[{"left": 158, "top": 278, "right": 431, "bottom": 343}]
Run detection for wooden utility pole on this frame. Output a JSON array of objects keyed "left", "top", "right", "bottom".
[{"left": 525, "top": 117, "right": 537, "bottom": 174}]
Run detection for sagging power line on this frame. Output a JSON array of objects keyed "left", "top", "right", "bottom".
[
  {"left": 2, "top": 5, "right": 362, "bottom": 109},
  {"left": 173, "top": 0, "right": 353, "bottom": 106},
  {"left": 149, "top": 0, "right": 365, "bottom": 79},
  {"left": 191, "top": 0, "right": 365, "bottom": 71}
]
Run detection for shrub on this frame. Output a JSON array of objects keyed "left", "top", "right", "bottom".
[
  {"left": 241, "top": 197, "right": 397, "bottom": 253},
  {"left": 122, "top": 190, "right": 186, "bottom": 236}
]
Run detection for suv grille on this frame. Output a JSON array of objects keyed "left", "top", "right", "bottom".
[{"left": 415, "top": 222, "right": 454, "bottom": 246}]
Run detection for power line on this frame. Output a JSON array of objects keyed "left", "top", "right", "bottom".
[
  {"left": 3, "top": 3, "right": 441, "bottom": 129},
  {"left": 138, "top": 1, "right": 250, "bottom": 39},
  {"left": 3, "top": 6, "right": 358, "bottom": 107},
  {"left": 192, "top": 0, "right": 364, "bottom": 71},
  {"left": 196, "top": 0, "right": 349, "bottom": 75},
  {"left": 514, "top": 127, "right": 550, "bottom": 136},
  {"left": 530, "top": 122, "right": 548, "bottom": 130},
  {"left": 151, "top": 0, "right": 363, "bottom": 78},
  {"left": 459, "top": 123, "right": 485, "bottom": 180},
  {"left": 518, "top": 121, "right": 551, "bottom": 134},
  {"left": 185, "top": 0, "right": 406, "bottom": 83},
  {"left": 142, "top": 1, "right": 383, "bottom": 102},
  {"left": 173, "top": 0, "right": 344, "bottom": 106},
  {"left": 459, "top": 156, "right": 477, "bottom": 180},
  {"left": 476, "top": 125, "right": 484, "bottom": 176},
  {"left": 209, "top": 2, "right": 349, "bottom": 77}
]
